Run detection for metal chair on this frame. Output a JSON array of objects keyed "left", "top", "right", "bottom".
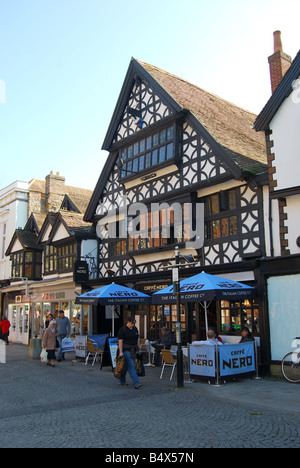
[
  {"left": 160, "top": 349, "right": 177, "bottom": 381},
  {"left": 85, "top": 340, "right": 103, "bottom": 367}
]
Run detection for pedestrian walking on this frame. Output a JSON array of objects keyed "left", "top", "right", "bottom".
[
  {"left": 56, "top": 310, "right": 71, "bottom": 362},
  {"left": 42, "top": 321, "right": 58, "bottom": 367},
  {"left": 117, "top": 317, "right": 142, "bottom": 389},
  {"left": 0, "top": 316, "right": 11, "bottom": 345}
]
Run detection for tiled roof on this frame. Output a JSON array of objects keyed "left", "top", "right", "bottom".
[
  {"left": 59, "top": 212, "right": 93, "bottom": 232},
  {"left": 137, "top": 60, "right": 267, "bottom": 169}
]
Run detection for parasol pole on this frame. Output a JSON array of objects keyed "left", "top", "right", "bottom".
[{"left": 204, "top": 301, "right": 209, "bottom": 336}]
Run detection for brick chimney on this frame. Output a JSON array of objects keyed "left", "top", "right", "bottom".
[
  {"left": 45, "top": 171, "right": 66, "bottom": 212},
  {"left": 268, "top": 31, "right": 292, "bottom": 94}
]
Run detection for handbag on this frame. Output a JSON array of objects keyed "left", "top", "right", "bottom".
[
  {"left": 61, "top": 337, "right": 75, "bottom": 353},
  {"left": 40, "top": 348, "right": 48, "bottom": 363},
  {"left": 114, "top": 355, "right": 126, "bottom": 380},
  {"left": 135, "top": 353, "right": 145, "bottom": 377}
]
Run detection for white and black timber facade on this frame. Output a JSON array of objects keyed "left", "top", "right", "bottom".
[{"left": 84, "top": 59, "right": 270, "bottom": 369}]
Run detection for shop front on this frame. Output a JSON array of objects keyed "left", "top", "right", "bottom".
[
  {"left": 31, "top": 281, "right": 91, "bottom": 339},
  {"left": 136, "top": 274, "right": 260, "bottom": 346}
]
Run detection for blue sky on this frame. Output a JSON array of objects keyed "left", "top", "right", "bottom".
[{"left": 0, "top": 0, "right": 299, "bottom": 191}]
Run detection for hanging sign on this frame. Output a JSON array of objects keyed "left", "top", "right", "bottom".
[{"left": 74, "top": 261, "right": 89, "bottom": 284}]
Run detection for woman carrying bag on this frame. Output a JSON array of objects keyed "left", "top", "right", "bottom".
[{"left": 42, "top": 321, "right": 58, "bottom": 367}]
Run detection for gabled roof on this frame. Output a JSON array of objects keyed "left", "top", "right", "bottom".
[
  {"left": 254, "top": 49, "right": 300, "bottom": 132},
  {"left": 48, "top": 212, "right": 94, "bottom": 244},
  {"left": 36, "top": 212, "right": 57, "bottom": 244},
  {"left": 6, "top": 228, "right": 42, "bottom": 256},
  {"left": 103, "top": 58, "right": 267, "bottom": 165},
  {"left": 24, "top": 213, "right": 40, "bottom": 235},
  {"left": 85, "top": 59, "right": 267, "bottom": 223}
]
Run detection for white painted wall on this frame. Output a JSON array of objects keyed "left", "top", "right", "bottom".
[
  {"left": 286, "top": 195, "right": 300, "bottom": 254},
  {"left": 270, "top": 81, "right": 300, "bottom": 192}
]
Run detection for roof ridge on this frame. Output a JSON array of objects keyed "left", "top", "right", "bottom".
[{"left": 136, "top": 59, "right": 258, "bottom": 118}]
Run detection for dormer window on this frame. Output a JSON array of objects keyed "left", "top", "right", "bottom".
[
  {"left": 10, "top": 250, "right": 42, "bottom": 280},
  {"left": 118, "top": 123, "right": 180, "bottom": 180}
]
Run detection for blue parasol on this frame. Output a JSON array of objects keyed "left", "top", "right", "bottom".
[
  {"left": 152, "top": 271, "right": 256, "bottom": 333},
  {"left": 75, "top": 283, "right": 151, "bottom": 306}
]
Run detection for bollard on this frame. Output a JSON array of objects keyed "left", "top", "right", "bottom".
[{"left": 29, "top": 338, "right": 42, "bottom": 360}]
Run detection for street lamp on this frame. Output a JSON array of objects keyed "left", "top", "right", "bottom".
[
  {"left": 161, "top": 247, "right": 196, "bottom": 388},
  {"left": 174, "top": 247, "right": 184, "bottom": 388}
]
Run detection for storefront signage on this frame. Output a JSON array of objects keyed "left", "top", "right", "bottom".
[
  {"left": 190, "top": 345, "right": 216, "bottom": 377},
  {"left": 108, "top": 337, "right": 119, "bottom": 369},
  {"left": 143, "top": 284, "right": 170, "bottom": 293},
  {"left": 75, "top": 335, "right": 87, "bottom": 358},
  {"left": 219, "top": 342, "right": 256, "bottom": 377},
  {"left": 189, "top": 342, "right": 256, "bottom": 378},
  {"left": 42, "top": 292, "right": 66, "bottom": 301}
]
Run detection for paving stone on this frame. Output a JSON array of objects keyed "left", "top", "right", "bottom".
[{"left": 0, "top": 344, "right": 300, "bottom": 448}]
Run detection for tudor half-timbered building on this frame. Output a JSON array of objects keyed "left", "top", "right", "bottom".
[{"left": 85, "top": 58, "right": 269, "bottom": 362}]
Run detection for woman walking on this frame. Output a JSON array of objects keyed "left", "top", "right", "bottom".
[{"left": 42, "top": 321, "right": 58, "bottom": 367}]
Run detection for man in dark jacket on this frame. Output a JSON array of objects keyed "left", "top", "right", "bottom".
[
  {"left": 118, "top": 317, "right": 142, "bottom": 389},
  {"left": 56, "top": 310, "right": 71, "bottom": 361}
]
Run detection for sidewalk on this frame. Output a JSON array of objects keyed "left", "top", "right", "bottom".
[
  {"left": 1, "top": 343, "right": 300, "bottom": 448},
  {"left": 3, "top": 343, "right": 300, "bottom": 412}
]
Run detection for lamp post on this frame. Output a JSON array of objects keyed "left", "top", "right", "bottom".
[
  {"left": 161, "top": 247, "right": 196, "bottom": 388},
  {"left": 174, "top": 246, "right": 184, "bottom": 388}
]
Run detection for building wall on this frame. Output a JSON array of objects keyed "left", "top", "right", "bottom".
[
  {"left": 0, "top": 181, "right": 29, "bottom": 281},
  {"left": 270, "top": 85, "right": 300, "bottom": 192}
]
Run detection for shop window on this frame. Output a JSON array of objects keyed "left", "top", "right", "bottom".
[
  {"left": 33, "top": 303, "right": 42, "bottom": 336},
  {"left": 71, "top": 301, "right": 81, "bottom": 337},
  {"left": 149, "top": 304, "right": 186, "bottom": 343},
  {"left": 220, "top": 299, "right": 259, "bottom": 335}
]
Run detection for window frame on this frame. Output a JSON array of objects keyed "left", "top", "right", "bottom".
[
  {"left": 203, "top": 189, "right": 239, "bottom": 242},
  {"left": 10, "top": 250, "right": 42, "bottom": 280},
  {"left": 56, "top": 242, "right": 77, "bottom": 273},
  {"left": 117, "top": 122, "right": 181, "bottom": 181}
]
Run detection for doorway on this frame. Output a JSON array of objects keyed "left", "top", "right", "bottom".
[{"left": 8, "top": 304, "right": 30, "bottom": 344}]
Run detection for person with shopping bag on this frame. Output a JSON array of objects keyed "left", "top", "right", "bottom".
[
  {"left": 117, "top": 317, "right": 142, "bottom": 389},
  {"left": 42, "top": 321, "right": 58, "bottom": 367}
]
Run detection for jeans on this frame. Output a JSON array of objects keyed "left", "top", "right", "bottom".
[
  {"left": 120, "top": 351, "right": 141, "bottom": 387},
  {"left": 58, "top": 334, "right": 67, "bottom": 359}
]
